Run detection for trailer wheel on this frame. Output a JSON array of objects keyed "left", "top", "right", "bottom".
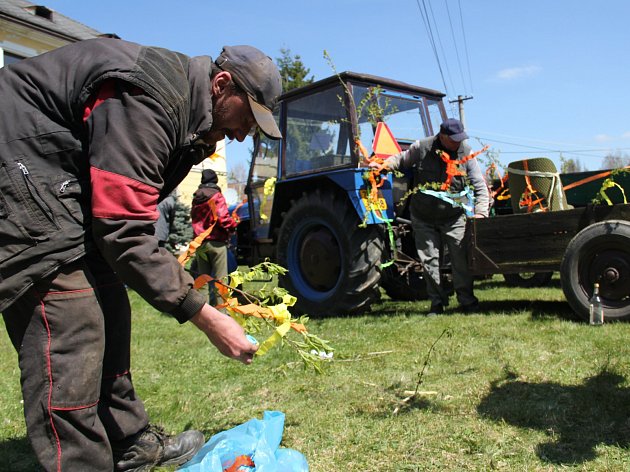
[
  {"left": 276, "top": 190, "right": 384, "bottom": 316},
  {"left": 560, "top": 220, "right": 630, "bottom": 321},
  {"left": 503, "top": 272, "right": 553, "bottom": 287}
]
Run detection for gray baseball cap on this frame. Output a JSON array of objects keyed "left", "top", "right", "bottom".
[{"left": 215, "top": 45, "right": 282, "bottom": 139}]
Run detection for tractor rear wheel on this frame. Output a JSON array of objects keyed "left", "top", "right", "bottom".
[{"left": 276, "top": 190, "right": 384, "bottom": 316}]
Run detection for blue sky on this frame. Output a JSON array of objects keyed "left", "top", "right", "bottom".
[{"left": 42, "top": 0, "right": 630, "bottom": 173}]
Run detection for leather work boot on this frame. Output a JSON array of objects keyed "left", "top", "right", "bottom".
[{"left": 113, "top": 425, "right": 205, "bottom": 471}]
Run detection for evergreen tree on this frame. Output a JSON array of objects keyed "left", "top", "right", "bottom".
[
  {"left": 166, "top": 195, "right": 193, "bottom": 254},
  {"left": 276, "top": 48, "right": 314, "bottom": 92}
]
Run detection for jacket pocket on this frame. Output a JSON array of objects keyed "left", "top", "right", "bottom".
[
  {"left": 0, "top": 185, "right": 38, "bottom": 265},
  {"left": 57, "top": 178, "right": 87, "bottom": 226},
  {"left": 0, "top": 160, "right": 60, "bottom": 264},
  {"left": 36, "top": 112, "right": 81, "bottom": 155}
]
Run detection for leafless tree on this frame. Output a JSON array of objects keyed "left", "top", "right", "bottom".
[{"left": 601, "top": 152, "right": 630, "bottom": 170}]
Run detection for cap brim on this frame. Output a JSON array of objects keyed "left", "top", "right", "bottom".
[
  {"left": 248, "top": 96, "right": 282, "bottom": 139},
  {"left": 449, "top": 132, "right": 468, "bottom": 142}
]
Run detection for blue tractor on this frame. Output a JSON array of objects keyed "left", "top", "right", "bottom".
[{"left": 232, "top": 72, "right": 449, "bottom": 316}]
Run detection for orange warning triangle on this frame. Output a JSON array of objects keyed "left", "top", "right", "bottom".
[{"left": 372, "top": 122, "right": 401, "bottom": 159}]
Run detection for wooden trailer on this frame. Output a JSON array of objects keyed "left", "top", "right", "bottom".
[{"left": 469, "top": 200, "right": 630, "bottom": 321}]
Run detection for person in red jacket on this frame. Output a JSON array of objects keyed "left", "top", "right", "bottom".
[{"left": 191, "top": 169, "right": 238, "bottom": 306}]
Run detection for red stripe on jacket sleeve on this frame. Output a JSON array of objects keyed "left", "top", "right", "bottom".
[{"left": 91, "top": 167, "right": 159, "bottom": 220}]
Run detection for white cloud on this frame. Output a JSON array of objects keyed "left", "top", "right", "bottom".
[
  {"left": 595, "top": 132, "right": 630, "bottom": 142},
  {"left": 495, "top": 65, "right": 541, "bottom": 80},
  {"left": 595, "top": 134, "right": 613, "bottom": 142}
]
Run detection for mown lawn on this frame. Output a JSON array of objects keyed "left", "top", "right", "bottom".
[{"left": 1, "top": 275, "right": 629, "bottom": 471}]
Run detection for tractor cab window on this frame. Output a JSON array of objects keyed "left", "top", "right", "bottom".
[
  {"left": 248, "top": 112, "right": 281, "bottom": 232},
  {"left": 251, "top": 132, "right": 280, "bottom": 185},
  {"left": 283, "top": 84, "right": 352, "bottom": 176},
  {"left": 352, "top": 85, "right": 446, "bottom": 154}
]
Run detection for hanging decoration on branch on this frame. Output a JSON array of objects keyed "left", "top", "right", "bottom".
[
  {"left": 357, "top": 122, "right": 400, "bottom": 268},
  {"left": 178, "top": 199, "right": 219, "bottom": 266},
  {"left": 259, "top": 177, "right": 276, "bottom": 221},
  {"left": 181, "top": 250, "right": 334, "bottom": 371}
]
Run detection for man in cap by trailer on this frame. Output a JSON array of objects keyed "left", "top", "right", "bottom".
[
  {"left": 375, "top": 118, "right": 490, "bottom": 316},
  {"left": 0, "top": 38, "right": 281, "bottom": 471}
]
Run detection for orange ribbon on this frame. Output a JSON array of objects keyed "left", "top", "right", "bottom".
[
  {"left": 437, "top": 145, "right": 490, "bottom": 191},
  {"left": 178, "top": 204, "right": 217, "bottom": 266},
  {"left": 231, "top": 196, "right": 248, "bottom": 224},
  {"left": 192, "top": 274, "right": 308, "bottom": 333},
  {"left": 223, "top": 455, "right": 255, "bottom": 472},
  {"left": 563, "top": 165, "right": 630, "bottom": 191},
  {"left": 486, "top": 163, "right": 510, "bottom": 201},
  {"left": 228, "top": 302, "right": 307, "bottom": 333},
  {"left": 517, "top": 159, "right": 547, "bottom": 213},
  {"left": 355, "top": 137, "right": 388, "bottom": 215}
]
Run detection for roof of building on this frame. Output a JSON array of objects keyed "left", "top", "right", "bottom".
[{"left": 0, "top": 0, "right": 107, "bottom": 41}]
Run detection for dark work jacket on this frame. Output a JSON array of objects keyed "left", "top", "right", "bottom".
[{"left": 0, "top": 38, "right": 215, "bottom": 321}]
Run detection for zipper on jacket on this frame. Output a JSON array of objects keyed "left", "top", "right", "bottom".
[
  {"left": 59, "top": 180, "right": 72, "bottom": 193},
  {"left": 17, "top": 162, "right": 61, "bottom": 229}
]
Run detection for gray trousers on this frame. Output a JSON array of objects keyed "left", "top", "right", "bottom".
[
  {"left": 412, "top": 213, "right": 477, "bottom": 308},
  {"left": 2, "top": 254, "right": 149, "bottom": 471},
  {"left": 194, "top": 240, "right": 228, "bottom": 307}
]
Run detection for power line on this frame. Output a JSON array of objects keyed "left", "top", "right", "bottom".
[
  {"left": 415, "top": 0, "right": 449, "bottom": 97},
  {"left": 426, "top": 0, "right": 456, "bottom": 96},
  {"left": 472, "top": 130, "right": 630, "bottom": 150},
  {"left": 457, "top": 0, "right": 474, "bottom": 93},
  {"left": 444, "top": 0, "right": 467, "bottom": 95},
  {"left": 472, "top": 135, "right": 630, "bottom": 160}
]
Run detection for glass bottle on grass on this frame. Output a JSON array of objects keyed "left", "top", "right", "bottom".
[{"left": 589, "top": 282, "right": 604, "bottom": 325}]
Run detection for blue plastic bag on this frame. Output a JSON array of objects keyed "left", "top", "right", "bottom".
[{"left": 178, "top": 411, "right": 308, "bottom": 472}]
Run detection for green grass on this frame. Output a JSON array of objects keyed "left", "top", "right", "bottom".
[{"left": 1, "top": 276, "right": 630, "bottom": 471}]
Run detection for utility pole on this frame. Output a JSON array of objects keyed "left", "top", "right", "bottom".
[{"left": 449, "top": 95, "right": 473, "bottom": 128}]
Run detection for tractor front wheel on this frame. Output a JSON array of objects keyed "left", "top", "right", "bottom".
[{"left": 276, "top": 190, "right": 384, "bottom": 316}]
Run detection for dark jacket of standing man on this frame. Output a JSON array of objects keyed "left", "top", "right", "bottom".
[{"left": 0, "top": 38, "right": 281, "bottom": 471}]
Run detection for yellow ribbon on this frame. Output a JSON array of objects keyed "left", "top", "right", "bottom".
[
  {"left": 599, "top": 178, "right": 627, "bottom": 205},
  {"left": 259, "top": 177, "right": 277, "bottom": 221},
  {"left": 256, "top": 320, "right": 292, "bottom": 356}
]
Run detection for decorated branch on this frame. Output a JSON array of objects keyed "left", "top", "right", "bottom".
[
  {"left": 592, "top": 168, "right": 629, "bottom": 206},
  {"left": 194, "top": 261, "right": 335, "bottom": 373}
]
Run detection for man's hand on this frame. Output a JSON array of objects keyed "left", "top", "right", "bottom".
[
  {"left": 190, "top": 304, "right": 258, "bottom": 364},
  {"left": 368, "top": 161, "right": 388, "bottom": 173}
]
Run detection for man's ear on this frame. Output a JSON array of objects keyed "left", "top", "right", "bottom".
[{"left": 211, "top": 71, "right": 233, "bottom": 97}]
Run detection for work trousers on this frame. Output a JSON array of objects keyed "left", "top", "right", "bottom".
[
  {"left": 2, "top": 254, "right": 149, "bottom": 471},
  {"left": 412, "top": 213, "right": 477, "bottom": 308},
  {"left": 194, "top": 240, "right": 228, "bottom": 307}
]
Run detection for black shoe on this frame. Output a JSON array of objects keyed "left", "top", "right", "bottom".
[
  {"left": 113, "top": 425, "right": 204, "bottom": 471},
  {"left": 461, "top": 302, "right": 481, "bottom": 314},
  {"left": 427, "top": 304, "right": 444, "bottom": 316}
]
